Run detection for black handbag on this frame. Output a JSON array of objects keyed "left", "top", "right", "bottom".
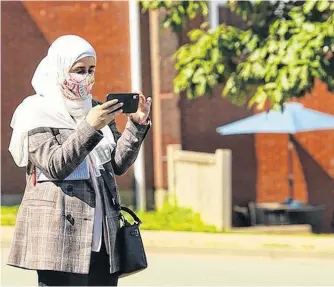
[
  {"left": 100, "top": 172, "right": 147, "bottom": 277},
  {"left": 118, "top": 206, "right": 148, "bottom": 278}
]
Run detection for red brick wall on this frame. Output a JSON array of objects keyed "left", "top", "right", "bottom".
[
  {"left": 1, "top": 1, "right": 135, "bottom": 197},
  {"left": 180, "top": 87, "right": 258, "bottom": 207},
  {"left": 1, "top": 1, "right": 50, "bottom": 197},
  {"left": 160, "top": 94, "right": 182, "bottom": 189},
  {"left": 256, "top": 80, "right": 334, "bottom": 231}
]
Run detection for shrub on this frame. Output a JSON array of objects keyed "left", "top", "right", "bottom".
[
  {"left": 1, "top": 205, "right": 19, "bottom": 226},
  {"left": 1, "top": 203, "right": 217, "bottom": 233},
  {"left": 126, "top": 202, "right": 218, "bottom": 233}
]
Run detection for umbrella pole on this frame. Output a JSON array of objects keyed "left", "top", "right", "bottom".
[{"left": 288, "top": 134, "right": 294, "bottom": 199}]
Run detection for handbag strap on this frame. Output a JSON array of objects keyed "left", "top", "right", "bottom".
[
  {"left": 99, "top": 166, "right": 142, "bottom": 224},
  {"left": 121, "top": 206, "right": 142, "bottom": 224}
]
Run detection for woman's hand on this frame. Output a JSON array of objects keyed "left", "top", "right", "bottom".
[
  {"left": 128, "top": 93, "right": 152, "bottom": 125},
  {"left": 86, "top": 100, "right": 123, "bottom": 130}
]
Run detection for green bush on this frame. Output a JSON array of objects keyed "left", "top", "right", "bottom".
[
  {"left": 1, "top": 205, "right": 19, "bottom": 226},
  {"left": 1, "top": 203, "right": 217, "bottom": 233},
  {"left": 126, "top": 202, "right": 218, "bottom": 233}
]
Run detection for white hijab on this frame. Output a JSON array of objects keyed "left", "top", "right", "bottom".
[{"left": 9, "top": 35, "right": 115, "bottom": 174}]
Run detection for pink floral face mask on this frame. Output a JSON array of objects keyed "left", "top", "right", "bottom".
[{"left": 61, "top": 73, "right": 95, "bottom": 100}]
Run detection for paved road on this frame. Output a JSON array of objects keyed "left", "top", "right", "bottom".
[{"left": 1, "top": 247, "right": 334, "bottom": 286}]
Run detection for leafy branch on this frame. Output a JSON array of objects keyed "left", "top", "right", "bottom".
[
  {"left": 142, "top": 0, "right": 334, "bottom": 109},
  {"left": 140, "top": 0, "right": 208, "bottom": 32}
]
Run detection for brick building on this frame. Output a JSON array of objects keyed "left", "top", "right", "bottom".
[
  {"left": 2, "top": 2, "right": 334, "bottom": 232},
  {"left": 157, "top": 7, "right": 334, "bottom": 232}
]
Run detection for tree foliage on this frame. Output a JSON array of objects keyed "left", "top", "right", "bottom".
[
  {"left": 141, "top": 0, "right": 334, "bottom": 109},
  {"left": 141, "top": 0, "right": 208, "bottom": 32}
]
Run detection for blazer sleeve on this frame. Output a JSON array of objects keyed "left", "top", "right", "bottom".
[
  {"left": 28, "top": 119, "right": 103, "bottom": 180},
  {"left": 108, "top": 118, "right": 151, "bottom": 176}
]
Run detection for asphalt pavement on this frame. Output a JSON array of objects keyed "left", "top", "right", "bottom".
[{"left": 1, "top": 246, "right": 334, "bottom": 286}]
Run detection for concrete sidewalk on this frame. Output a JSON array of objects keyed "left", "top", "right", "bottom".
[{"left": 1, "top": 226, "right": 334, "bottom": 258}]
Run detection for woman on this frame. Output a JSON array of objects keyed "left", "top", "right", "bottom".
[{"left": 7, "top": 35, "right": 151, "bottom": 286}]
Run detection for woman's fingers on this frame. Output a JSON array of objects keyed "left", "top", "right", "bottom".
[
  {"left": 138, "top": 94, "right": 146, "bottom": 104},
  {"left": 101, "top": 99, "right": 119, "bottom": 110},
  {"left": 105, "top": 102, "right": 123, "bottom": 114},
  {"left": 146, "top": 97, "right": 152, "bottom": 106},
  {"left": 107, "top": 109, "right": 123, "bottom": 121}
]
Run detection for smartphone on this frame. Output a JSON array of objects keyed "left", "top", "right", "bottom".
[{"left": 106, "top": 93, "right": 139, "bottom": 114}]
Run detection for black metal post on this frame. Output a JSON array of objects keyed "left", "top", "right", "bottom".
[{"left": 288, "top": 134, "right": 294, "bottom": 199}]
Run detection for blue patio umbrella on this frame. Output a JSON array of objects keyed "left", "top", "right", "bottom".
[{"left": 216, "top": 103, "right": 334, "bottom": 198}]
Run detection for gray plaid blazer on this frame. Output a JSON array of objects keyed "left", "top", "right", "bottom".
[{"left": 7, "top": 107, "right": 150, "bottom": 274}]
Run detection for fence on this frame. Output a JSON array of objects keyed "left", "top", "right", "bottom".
[{"left": 167, "top": 145, "right": 232, "bottom": 230}]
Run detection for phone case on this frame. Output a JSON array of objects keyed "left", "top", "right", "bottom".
[{"left": 106, "top": 93, "right": 139, "bottom": 114}]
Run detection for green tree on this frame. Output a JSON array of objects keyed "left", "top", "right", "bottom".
[{"left": 141, "top": 0, "right": 334, "bottom": 109}]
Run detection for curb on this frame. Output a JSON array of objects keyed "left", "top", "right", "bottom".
[
  {"left": 144, "top": 245, "right": 334, "bottom": 260},
  {"left": 140, "top": 230, "right": 334, "bottom": 258},
  {"left": 2, "top": 227, "right": 334, "bottom": 259}
]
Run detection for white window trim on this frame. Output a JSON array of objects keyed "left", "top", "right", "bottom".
[{"left": 208, "top": 0, "right": 228, "bottom": 30}]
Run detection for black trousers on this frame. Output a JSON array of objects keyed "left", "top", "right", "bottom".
[{"left": 37, "top": 242, "right": 118, "bottom": 286}]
